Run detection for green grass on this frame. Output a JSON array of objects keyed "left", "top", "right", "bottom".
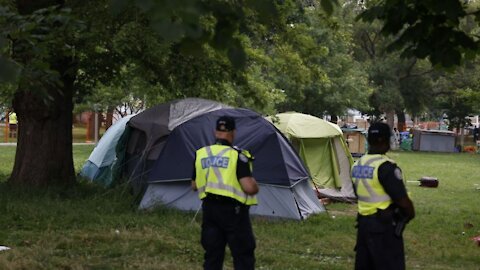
[{"left": 0, "top": 146, "right": 479, "bottom": 269}]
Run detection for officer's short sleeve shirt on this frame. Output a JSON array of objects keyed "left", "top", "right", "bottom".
[
  {"left": 378, "top": 161, "right": 408, "bottom": 201},
  {"left": 236, "top": 152, "right": 252, "bottom": 179}
]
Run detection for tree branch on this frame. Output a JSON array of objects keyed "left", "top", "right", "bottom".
[
  {"left": 359, "top": 29, "right": 376, "bottom": 59},
  {"left": 399, "top": 59, "right": 434, "bottom": 81}
]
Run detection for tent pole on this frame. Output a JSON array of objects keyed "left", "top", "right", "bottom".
[
  {"left": 311, "top": 180, "right": 331, "bottom": 218},
  {"left": 191, "top": 204, "right": 202, "bottom": 224}
]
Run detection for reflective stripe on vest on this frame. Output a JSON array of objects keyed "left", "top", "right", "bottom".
[
  {"left": 197, "top": 182, "right": 251, "bottom": 201},
  {"left": 352, "top": 154, "right": 393, "bottom": 215}
]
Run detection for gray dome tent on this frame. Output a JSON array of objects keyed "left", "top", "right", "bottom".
[
  {"left": 82, "top": 98, "right": 324, "bottom": 219},
  {"left": 139, "top": 107, "right": 325, "bottom": 220}
]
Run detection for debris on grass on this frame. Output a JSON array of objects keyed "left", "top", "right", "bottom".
[
  {"left": 0, "top": 246, "right": 11, "bottom": 251},
  {"left": 471, "top": 236, "right": 480, "bottom": 247},
  {"left": 320, "top": 198, "right": 331, "bottom": 205}
]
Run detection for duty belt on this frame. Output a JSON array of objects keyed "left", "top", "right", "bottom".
[{"left": 204, "top": 194, "right": 243, "bottom": 205}]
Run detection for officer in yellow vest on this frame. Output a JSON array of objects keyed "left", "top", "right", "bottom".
[
  {"left": 192, "top": 116, "right": 259, "bottom": 270},
  {"left": 351, "top": 122, "right": 415, "bottom": 270}
]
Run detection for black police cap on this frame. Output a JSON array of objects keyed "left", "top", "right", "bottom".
[
  {"left": 368, "top": 122, "right": 391, "bottom": 140},
  {"left": 216, "top": 116, "right": 235, "bottom": 132}
]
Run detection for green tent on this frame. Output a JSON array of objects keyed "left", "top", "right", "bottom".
[{"left": 267, "top": 112, "right": 356, "bottom": 201}]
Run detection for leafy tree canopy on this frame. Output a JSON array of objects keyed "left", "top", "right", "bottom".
[{"left": 358, "top": 0, "right": 480, "bottom": 68}]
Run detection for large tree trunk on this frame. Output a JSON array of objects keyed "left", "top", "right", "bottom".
[
  {"left": 9, "top": 0, "right": 76, "bottom": 187},
  {"left": 105, "top": 106, "right": 114, "bottom": 130},
  {"left": 10, "top": 87, "right": 75, "bottom": 186},
  {"left": 87, "top": 111, "right": 104, "bottom": 142},
  {"left": 386, "top": 110, "right": 395, "bottom": 129}
]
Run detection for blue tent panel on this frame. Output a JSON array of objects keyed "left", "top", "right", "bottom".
[
  {"left": 80, "top": 160, "right": 100, "bottom": 180},
  {"left": 79, "top": 161, "right": 116, "bottom": 187}
]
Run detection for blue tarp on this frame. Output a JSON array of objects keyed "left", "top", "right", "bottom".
[{"left": 80, "top": 114, "right": 135, "bottom": 186}]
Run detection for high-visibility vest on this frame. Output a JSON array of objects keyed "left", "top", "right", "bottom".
[
  {"left": 351, "top": 154, "right": 393, "bottom": 216},
  {"left": 9, "top": 113, "right": 17, "bottom": 124},
  {"left": 195, "top": 144, "right": 257, "bottom": 205}
]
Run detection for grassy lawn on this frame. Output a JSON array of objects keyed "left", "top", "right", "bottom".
[{"left": 0, "top": 146, "right": 479, "bottom": 269}]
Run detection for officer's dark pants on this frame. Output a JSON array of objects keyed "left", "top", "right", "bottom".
[
  {"left": 201, "top": 199, "right": 255, "bottom": 270},
  {"left": 355, "top": 214, "right": 405, "bottom": 270}
]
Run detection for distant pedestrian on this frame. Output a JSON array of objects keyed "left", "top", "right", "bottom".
[
  {"left": 192, "top": 116, "right": 259, "bottom": 270},
  {"left": 8, "top": 112, "right": 17, "bottom": 138},
  {"left": 473, "top": 126, "right": 479, "bottom": 143},
  {"left": 351, "top": 122, "right": 415, "bottom": 270},
  {"left": 394, "top": 127, "right": 400, "bottom": 144},
  {"left": 392, "top": 127, "right": 400, "bottom": 150}
]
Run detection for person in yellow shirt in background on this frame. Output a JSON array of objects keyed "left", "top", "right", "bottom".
[
  {"left": 8, "top": 112, "right": 17, "bottom": 138},
  {"left": 192, "top": 116, "right": 259, "bottom": 270},
  {"left": 351, "top": 122, "right": 415, "bottom": 270}
]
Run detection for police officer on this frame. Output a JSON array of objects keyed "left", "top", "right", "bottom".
[
  {"left": 351, "top": 122, "right": 415, "bottom": 270},
  {"left": 192, "top": 116, "right": 259, "bottom": 270}
]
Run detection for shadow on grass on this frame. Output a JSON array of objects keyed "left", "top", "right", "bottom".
[{"left": 0, "top": 178, "right": 138, "bottom": 210}]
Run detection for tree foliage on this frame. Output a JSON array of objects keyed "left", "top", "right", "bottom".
[
  {"left": 358, "top": 0, "right": 480, "bottom": 67},
  {"left": 73, "top": 0, "right": 371, "bottom": 118},
  {"left": 2, "top": 0, "right": 480, "bottom": 187},
  {"left": 1, "top": 0, "right": 356, "bottom": 186},
  {"left": 266, "top": 2, "right": 372, "bottom": 117},
  {"left": 432, "top": 60, "right": 480, "bottom": 129}
]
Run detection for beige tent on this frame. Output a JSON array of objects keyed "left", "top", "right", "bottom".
[{"left": 267, "top": 112, "right": 356, "bottom": 202}]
